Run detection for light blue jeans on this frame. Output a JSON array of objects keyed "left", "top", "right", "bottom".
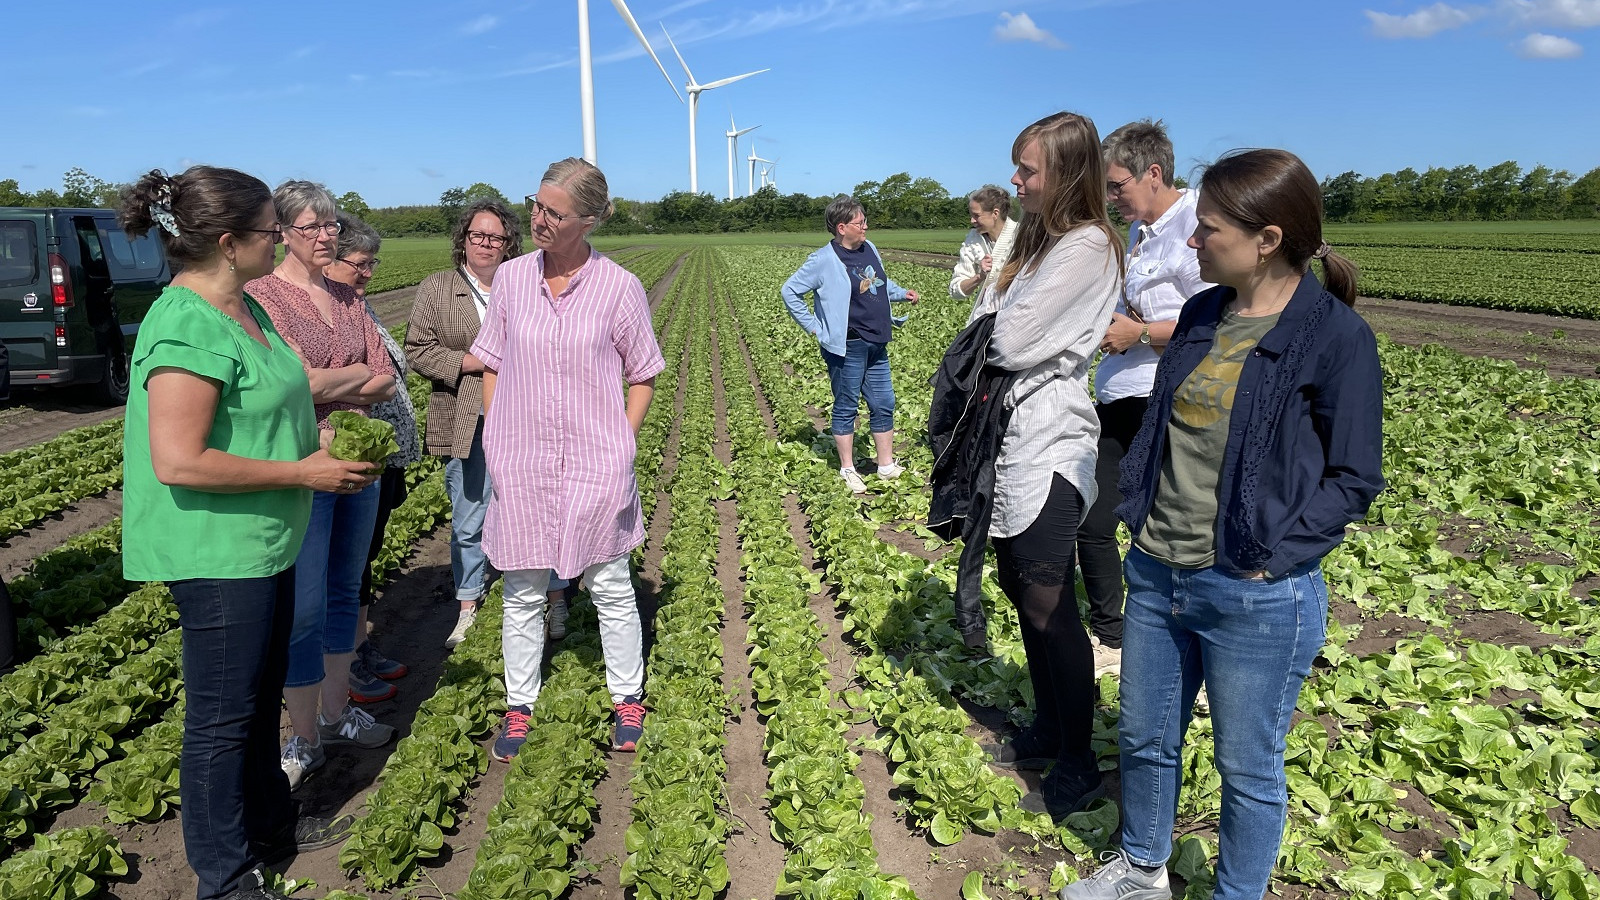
[
  {"left": 286, "top": 484, "right": 381, "bottom": 687},
  {"left": 820, "top": 338, "right": 895, "bottom": 436},
  {"left": 1117, "top": 545, "right": 1327, "bottom": 900},
  {"left": 444, "top": 419, "right": 492, "bottom": 603}
]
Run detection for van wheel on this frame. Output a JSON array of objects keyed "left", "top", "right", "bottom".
[{"left": 94, "top": 348, "right": 130, "bottom": 406}]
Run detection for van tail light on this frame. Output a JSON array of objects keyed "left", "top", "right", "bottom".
[{"left": 49, "top": 253, "right": 74, "bottom": 308}]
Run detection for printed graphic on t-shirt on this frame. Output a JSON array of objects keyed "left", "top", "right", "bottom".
[
  {"left": 853, "top": 265, "right": 884, "bottom": 296},
  {"left": 1172, "top": 333, "right": 1260, "bottom": 429}
]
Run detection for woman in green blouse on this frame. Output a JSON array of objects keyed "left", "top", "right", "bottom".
[{"left": 119, "top": 166, "right": 376, "bottom": 900}]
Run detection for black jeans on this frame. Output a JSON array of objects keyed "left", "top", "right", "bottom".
[
  {"left": 994, "top": 474, "right": 1096, "bottom": 776},
  {"left": 0, "top": 577, "right": 16, "bottom": 673},
  {"left": 1075, "top": 395, "right": 1148, "bottom": 648},
  {"left": 359, "top": 465, "right": 411, "bottom": 607},
  {"left": 170, "top": 571, "right": 296, "bottom": 900}
]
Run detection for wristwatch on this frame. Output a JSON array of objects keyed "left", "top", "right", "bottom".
[{"left": 1139, "top": 324, "right": 1151, "bottom": 345}]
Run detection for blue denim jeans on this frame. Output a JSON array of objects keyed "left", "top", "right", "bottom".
[
  {"left": 820, "top": 338, "right": 895, "bottom": 436},
  {"left": 170, "top": 571, "right": 296, "bottom": 900},
  {"left": 286, "top": 483, "right": 381, "bottom": 687},
  {"left": 1118, "top": 546, "right": 1327, "bottom": 900},
  {"left": 444, "top": 418, "right": 493, "bottom": 603}
]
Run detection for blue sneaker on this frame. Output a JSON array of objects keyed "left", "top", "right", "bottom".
[
  {"left": 613, "top": 696, "right": 645, "bottom": 752},
  {"left": 492, "top": 706, "right": 531, "bottom": 762}
]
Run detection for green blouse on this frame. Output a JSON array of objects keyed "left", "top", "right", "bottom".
[{"left": 122, "top": 285, "right": 317, "bottom": 581}]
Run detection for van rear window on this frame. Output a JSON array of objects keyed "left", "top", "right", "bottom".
[{"left": 0, "top": 220, "right": 37, "bottom": 288}]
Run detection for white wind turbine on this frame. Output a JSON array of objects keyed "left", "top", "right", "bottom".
[
  {"left": 578, "top": 0, "right": 682, "bottom": 164},
  {"left": 725, "top": 116, "right": 760, "bottom": 201},
  {"left": 747, "top": 140, "right": 773, "bottom": 196},
  {"left": 660, "top": 25, "right": 768, "bottom": 195}
]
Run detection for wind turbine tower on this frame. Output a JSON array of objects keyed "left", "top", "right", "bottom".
[
  {"left": 748, "top": 141, "right": 773, "bottom": 196},
  {"left": 726, "top": 117, "right": 760, "bottom": 201},
  {"left": 661, "top": 26, "right": 768, "bottom": 194},
  {"left": 578, "top": 0, "right": 682, "bottom": 164}
]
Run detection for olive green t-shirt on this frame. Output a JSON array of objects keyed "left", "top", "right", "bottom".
[
  {"left": 1137, "top": 308, "right": 1281, "bottom": 569},
  {"left": 122, "top": 286, "right": 318, "bottom": 581}
]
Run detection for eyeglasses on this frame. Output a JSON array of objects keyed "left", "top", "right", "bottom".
[
  {"left": 467, "top": 230, "right": 509, "bottom": 248},
  {"left": 240, "top": 227, "right": 284, "bottom": 244},
  {"left": 527, "top": 198, "right": 588, "bottom": 226},
  {"left": 846, "top": 218, "right": 867, "bottom": 229},
  {"left": 286, "top": 221, "right": 344, "bottom": 238},
  {"left": 338, "top": 257, "right": 380, "bottom": 273},
  {"left": 1107, "top": 174, "right": 1138, "bottom": 196}
]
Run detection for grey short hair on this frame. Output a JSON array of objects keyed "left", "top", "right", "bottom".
[
  {"left": 824, "top": 195, "right": 863, "bottom": 236},
  {"left": 272, "top": 179, "right": 337, "bottom": 226},
  {"left": 336, "top": 214, "right": 381, "bottom": 258},
  {"left": 541, "top": 158, "right": 614, "bottom": 226},
  {"left": 1102, "top": 119, "right": 1177, "bottom": 188}
]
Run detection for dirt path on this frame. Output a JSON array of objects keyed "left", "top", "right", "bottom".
[
  {"left": 0, "top": 489, "right": 121, "bottom": 580},
  {"left": 648, "top": 252, "right": 688, "bottom": 315}
]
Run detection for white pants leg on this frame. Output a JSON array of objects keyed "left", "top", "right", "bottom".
[
  {"left": 501, "top": 568, "right": 551, "bottom": 708},
  {"left": 585, "top": 554, "right": 644, "bottom": 704}
]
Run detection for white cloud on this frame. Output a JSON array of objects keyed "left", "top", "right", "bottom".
[
  {"left": 1515, "top": 30, "right": 1585, "bottom": 54},
  {"left": 460, "top": 14, "right": 499, "bottom": 36},
  {"left": 1365, "top": 2, "right": 1484, "bottom": 37},
  {"left": 1501, "top": 0, "right": 1600, "bottom": 27},
  {"left": 994, "top": 11, "right": 1067, "bottom": 48}
]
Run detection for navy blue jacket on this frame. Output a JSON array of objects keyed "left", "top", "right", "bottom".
[{"left": 1117, "top": 273, "right": 1385, "bottom": 577}]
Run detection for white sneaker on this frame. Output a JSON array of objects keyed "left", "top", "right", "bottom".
[
  {"left": 445, "top": 607, "right": 477, "bottom": 648},
  {"left": 547, "top": 596, "right": 569, "bottom": 641},
  {"left": 318, "top": 705, "right": 397, "bottom": 749},
  {"left": 1092, "top": 643, "right": 1122, "bottom": 678},
  {"left": 280, "top": 735, "right": 325, "bottom": 791},
  {"left": 877, "top": 462, "right": 904, "bottom": 479},
  {"left": 839, "top": 467, "right": 868, "bottom": 494},
  {"left": 1060, "top": 849, "right": 1172, "bottom": 900}
]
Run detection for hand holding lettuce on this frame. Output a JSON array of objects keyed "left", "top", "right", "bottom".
[{"left": 327, "top": 410, "right": 399, "bottom": 471}]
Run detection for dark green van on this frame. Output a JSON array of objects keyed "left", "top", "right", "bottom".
[{"left": 0, "top": 207, "right": 169, "bottom": 405}]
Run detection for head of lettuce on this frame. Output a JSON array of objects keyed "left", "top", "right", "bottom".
[{"left": 327, "top": 410, "right": 400, "bottom": 470}]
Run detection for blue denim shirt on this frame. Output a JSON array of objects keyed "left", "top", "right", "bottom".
[
  {"left": 781, "top": 239, "right": 911, "bottom": 356},
  {"left": 1117, "top": 273, "right": 1385, "bottom": 577}
]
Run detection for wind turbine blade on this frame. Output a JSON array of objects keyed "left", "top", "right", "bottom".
[
  {"left": 610, "top": 0, "right": 683, "bottom": 101},
  {"left": 659, "top": 25, "right": 696, "bottom": 85},
  {"left": 734, "top": 124, "right": 761, "bottom": 138},
  {"left": 700, "top": 68, "right": 768, "bottom": 91}
]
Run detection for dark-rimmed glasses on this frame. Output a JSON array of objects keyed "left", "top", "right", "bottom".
[
  {"left": 240, "top": 227, "right": 285, "bottom": 244},
  {"left": 467, "top": 230, "right": 509, "bottom": 248},
  {"left": 527, "top": 198, "right": 587, "bottom": 226},
  {"left": 338, "top": 257, "right": 380, "bottom": 273},
  {"left": 286, "top": 221, "right": 344, "bottom": 238},
  {"left": 1107, "top": 173, "right": 1138, "bottom": 196}
]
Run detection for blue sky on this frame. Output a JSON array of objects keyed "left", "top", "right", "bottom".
[{"left": 4, "top": 0, "right": 1593, "bottom": 207}]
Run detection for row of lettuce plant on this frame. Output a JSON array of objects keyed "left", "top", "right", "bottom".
[
  {"left": 621, "top": 251, "right": 734, "bottom": 900},
  {"left": 715, "top": 284, "right": 920, "bottom": 898},
  {"left": 0, "top": 825, "right": 128, "bottom": 900},
  {"left": 0, "top": 419, "right": 124, "bottom": 538}
]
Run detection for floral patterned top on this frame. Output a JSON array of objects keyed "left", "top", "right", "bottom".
[
  {"left": 246, "top": 272, "right": 396, "bottom": 429},
  {"left": 364, "top": 303, "right": 422, "bottom": 468}
]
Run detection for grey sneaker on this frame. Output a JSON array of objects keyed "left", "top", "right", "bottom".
[
  {"left": 840, "top": 467, "right": 868, "bottom": 493},
  {"left": 1092, "top": 643, "right": 1122, "bottom": 678},
  {"left": 318, "top": 704, "right": 396, "bottom": 749},
  {"left": 547, "top": 595, "right": 569, "bottom": 641},
  {"left": 279, "top": 735, "right": 324, "bottom": 791},
  {"left": 1061, "top": 849, "right": 1172, "bottom": 900}
]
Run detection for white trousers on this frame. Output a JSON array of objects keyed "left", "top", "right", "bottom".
[{"left": 502, "top": 554, "right": 644, "bottom": 707}]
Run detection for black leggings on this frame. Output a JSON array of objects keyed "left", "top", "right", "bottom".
[
  {"left": 1075, "top": 396, "right": 1148, "bottom": 648},
  {"left": 994, "top": 474, "right": 1096, "bottom": 775}
]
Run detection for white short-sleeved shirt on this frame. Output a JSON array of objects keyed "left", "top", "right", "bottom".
[{"left": 1095, "top": 189, "right": 1212, "bottom": 404}]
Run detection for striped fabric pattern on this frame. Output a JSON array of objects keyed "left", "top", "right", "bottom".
[{"left": 470, "top": 248, "right": 665, "bottom": 578}]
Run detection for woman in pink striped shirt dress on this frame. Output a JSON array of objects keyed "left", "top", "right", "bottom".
[{"left": 470, "top": 158, "right": 664, "bottom": 761}]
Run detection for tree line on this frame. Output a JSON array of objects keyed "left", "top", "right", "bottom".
[
  {"left": 1322, "top": 162, "right": 1600, "bottom": 222},
  {"left": 8, "top": 162, "right": 1600, "bottom": 233}
]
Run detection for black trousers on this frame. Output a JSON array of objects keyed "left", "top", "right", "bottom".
[
  {"left": 994, "top": 474, "right": 1096, "bottom": 776},
  {"left": 1075, "top": 395, "right": 1148, "bottom": 649},
  {"left": 0, "top": 577, "right": 15, "bottom": 673},
  {"left": 359, "top": 465, "right": 411, "bottom": 608}
]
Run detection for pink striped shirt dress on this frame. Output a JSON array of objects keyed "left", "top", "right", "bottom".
[{"left": 470, "top": 248, "right": 665, "bottom": 579}]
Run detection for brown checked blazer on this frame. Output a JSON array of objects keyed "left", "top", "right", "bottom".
[{"left": 404, "top": 268, "right": 488, "bottom": 459}]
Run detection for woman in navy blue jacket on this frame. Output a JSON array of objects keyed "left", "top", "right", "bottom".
[{"left": 1065, "top": 149, "right": 1384, "bottom": 900}]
